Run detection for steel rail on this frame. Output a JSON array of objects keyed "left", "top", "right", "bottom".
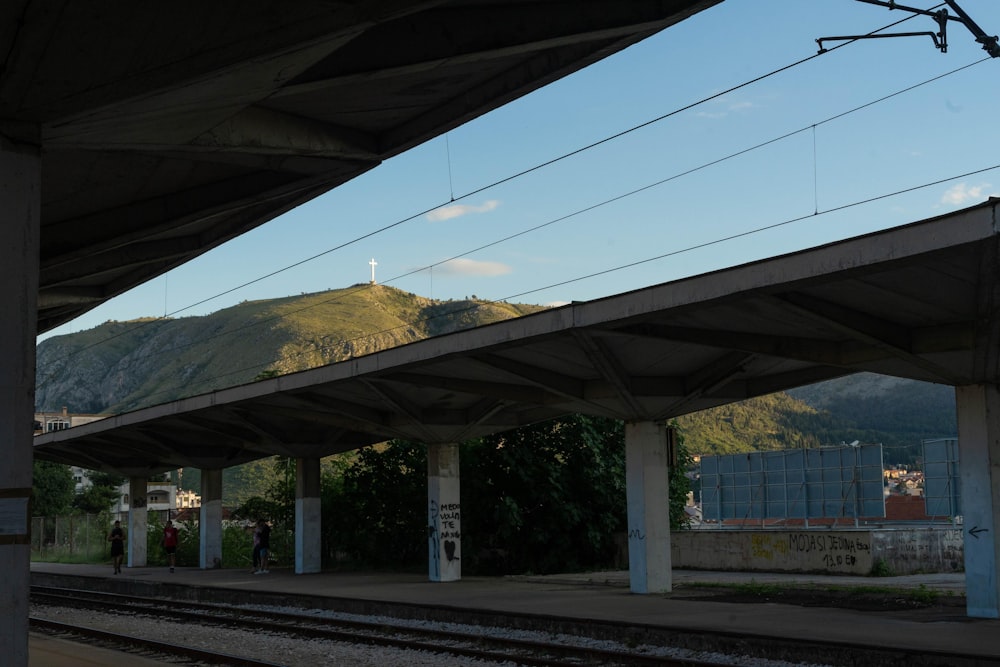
[
  {"left": 28, "top": 616, "right": 284, "bottom": 667},
  {"left": 29, "top": 586, "right": 726, "bottom": 666}
]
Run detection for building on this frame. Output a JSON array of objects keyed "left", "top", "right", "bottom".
[
  {"left": 33, "top": 406, "right": 108, "bottom": 434},
  {"left": 112, "top": 480, "right": 199, "bottom": 523},
  {"left": 176, "top": 488, "right": 202, "bottom": 510},
  {"left": 34, "top": 408, "right": 200, "bottom": 517}
]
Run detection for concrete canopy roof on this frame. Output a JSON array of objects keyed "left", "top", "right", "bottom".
[
  {"left": 0, "top": 0, "right": 722, "bottom": 334},
  {"left": 34, "top": 199, "right": 1000, "bottom": 476}
]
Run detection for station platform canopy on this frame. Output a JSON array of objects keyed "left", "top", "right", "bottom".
[
  {"left": 0, "top": 0, "right": 722, "bottom": 334},
  {"left": 34, "top": 199, "right": 1000, "bottom": 476}
]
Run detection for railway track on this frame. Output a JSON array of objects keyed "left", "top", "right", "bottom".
[
  {"left": 30, "top": 585, "right": 730, "bottom": 666},
  {"left": 30, "top": 617, "right": 283, "bottom": 666},
  {"left": 30, "top": 584, "right": 1000, "bottom": 667}
]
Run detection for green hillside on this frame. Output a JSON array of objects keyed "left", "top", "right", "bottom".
[
  {"left": 675, "top": 392, "right": 825, "bottom": 456},
  {"left": 35, "top": 284, "right": 543, "bottom": 414}
]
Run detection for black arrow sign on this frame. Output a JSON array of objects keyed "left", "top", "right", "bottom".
[{"left": 970, "top": 526, "right": 989, "bottom": 539}]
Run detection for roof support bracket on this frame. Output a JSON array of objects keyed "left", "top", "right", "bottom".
[{"left": 816, "top": 0, "right": 998, "bottom": 57}]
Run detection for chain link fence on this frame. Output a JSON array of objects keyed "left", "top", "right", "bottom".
[
  {"left": 30, "top": 513, "right": 113, "bottom": 563},
  {"left": 31, "top": 513, "right": 295, "bottom": 570}
]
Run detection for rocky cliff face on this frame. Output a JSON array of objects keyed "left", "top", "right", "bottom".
[{"left": 35, "top": 285, "right": 543, "bottom": 414}]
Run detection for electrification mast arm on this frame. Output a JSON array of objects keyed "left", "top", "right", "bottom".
[{"left": 816, "top": 0, "right": 999, "bottom": 58}]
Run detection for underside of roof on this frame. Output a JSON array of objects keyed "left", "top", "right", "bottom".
[
  {"left": 0, "top": 0, "right": 723, "bottom": 333},
  {"left": 33, "top": 199, "right": 1000, "bottom": 476}
]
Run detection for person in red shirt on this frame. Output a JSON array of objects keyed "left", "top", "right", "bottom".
[{"left": 162, "top": 519, "right": 179, "bottom": 572}]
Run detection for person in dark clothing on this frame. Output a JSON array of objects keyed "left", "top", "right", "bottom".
[
  {"left": 250, "top": 521, "right": 261, "bottom": 573},
  {"left": 254, "top": 519, "right": 271, "bottom": 574},
  {"left": 108, "top": 520, "right": 125, "bottom": 574}
]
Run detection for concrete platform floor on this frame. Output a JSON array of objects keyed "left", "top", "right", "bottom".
[
  {"left": 29, "top": 633, "right": 171, "bottom": 666},
  {"left": 27, "top": 562, "right": 993, "bottom": 665}
]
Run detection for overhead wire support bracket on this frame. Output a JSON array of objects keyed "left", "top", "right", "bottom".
[
  {"left": 817, "top": 29, "right": 946, "bottom": 54},
  {"left": 816, "top": 0, "right": 999, "bottom": 58}
]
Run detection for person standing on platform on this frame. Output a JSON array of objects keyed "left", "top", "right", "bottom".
[
  {"left": 250, "top": 521, "right": 262, "bottom": 573},
  {"left": 254, "top": 518, "right": 271, "bottom": 574},
  {"left": 108, "top": 520, "right": 125, "bottom": 574},
  {"left": 162, "top": 519, "right": 179, "bottom": 573}
]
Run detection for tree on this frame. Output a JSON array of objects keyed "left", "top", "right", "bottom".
[
  {"left": 89, "top": 470, "right": 126, "bottom": 488},
  {"left": 72, "top": 484, "right": 120, "bottom": 514},
  {"left": 31, "top": 461, "right": 74, "bottom": 517},
  {"left": 333, "top": 441, "right": 427, "bottom": 568},
  {"left": 225, "top": 459, "right": 275, "bottom": 507},
  {"left": 668, "top": 421, "right": 693, "bottom": 531},
  {"left": 72, "top": 469, "right": 125, "bottom": 514},
  {"left": 461, "top": 414, "right": 627, "bottom": 575}
]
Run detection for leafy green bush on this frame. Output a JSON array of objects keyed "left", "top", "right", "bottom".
[{"left": 870, "top": 557, "right": 894, "bottom": 577}]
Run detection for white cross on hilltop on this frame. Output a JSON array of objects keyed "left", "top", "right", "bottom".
[{"left": 369, "top": 258, "right": 378, "bottom": 284}]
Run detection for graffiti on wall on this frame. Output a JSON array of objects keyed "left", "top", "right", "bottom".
[
  {"left": 749, "top": 532, "right": 872, "bottom": 571},
  {"left": 876, "top": 528, "right": 963, "bottom": 572},
  {"left": 428, "top": 498, "right": 461, "bottom": 578}
]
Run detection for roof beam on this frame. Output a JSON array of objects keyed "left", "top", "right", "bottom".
[
  {"left": 472, "top": 353, "right": 611, "bottom": 413},
  {"left": 40, "top": 237, "right": 203, "bottom": 287},
  {"left": 379, "top": 371, "right": 563, "bottom": 405},
  {"left": 654, "top": 351, "right": 756, "bottom": 419},
  {"left": 473, "top": 353, "right": 585, "bottom": 399},
  {"left": 360, "top": 378, "right": 439, "bottom": 443},
  {"left": 770, "top": 292, "right": 969, "bottom": 384},
  {"left": 572, "top": 330, "right": 645, "bottom": 417},
  {"left": 263, "top": 394, "right": 409, "bottom": 441}
]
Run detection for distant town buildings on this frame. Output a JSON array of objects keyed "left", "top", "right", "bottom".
[
  {"left": 34, "top": 408, "right": 200, "bottom": 519},
  {"left": 112, "top": 480, "right": 200, "bottom": 523},
  {"left": 885, "top": 466, "right": 925, "bottom": 497},
  {"left": 33, "top": 406, "right": 108, "bottom": 434}
]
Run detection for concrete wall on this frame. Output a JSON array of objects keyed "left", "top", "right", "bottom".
[
  {"left": 871, "top": 528, "right": 963, "bottom": 574},
  {"left": 671, "top": 528, "right": 963, "bottom": 575}
]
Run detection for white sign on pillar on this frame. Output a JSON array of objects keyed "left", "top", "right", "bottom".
[{"left": 427, "top": 443, "right": 461, "bottom": 582}]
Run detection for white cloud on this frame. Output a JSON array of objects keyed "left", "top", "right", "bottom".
[
  {"left": 696, "top": 96, "right": 757, "bottom": 119},
  {"left": 941, "top": 182, "right": 995, "bottom": 206},
  {"left": 436, "top": 258, "right": 511, "bottom": 276},
  {"left": 426, "top": 199, "right": 500, "bottom": 222},
  {"left": 544, "top": 300, "right": 571, "bottom": 308}
]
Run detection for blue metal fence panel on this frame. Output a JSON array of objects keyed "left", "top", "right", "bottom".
[{"left": 700, "top": 444, "right": 886, "bottom": 521}]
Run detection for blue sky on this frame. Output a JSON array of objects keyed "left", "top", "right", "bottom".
[{"left": 38, "top": 0, "right": 1000, "bottom": 343}]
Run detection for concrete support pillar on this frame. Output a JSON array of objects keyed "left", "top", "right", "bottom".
[
  {"left": 0, "top": 133, "right": 40, "bottom": 667},
  {"left": 199, "top": 468, "right": 223, "bottom": 569},
  {"left": 295, "top": 457, "right": 322, "bottom": 574},
  {"left": 625, "top": 421, "right": 672, "bottom": 594},
  {"left": 427, "top": 443, "right": 461, "bottom": 582},
  {"left": 127, "top": 477, "right": 148, "bottom": 567},
  {"left": 955, "top": 384, "right": 1000, "bottom": 618}
]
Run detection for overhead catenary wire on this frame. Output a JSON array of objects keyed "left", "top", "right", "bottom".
[
  {"left": 38, "top": 46, "right": 990, "bottom": 401},
  {"left": 118, "top": 160, "right": 1000, "bottom": 408},
  {"left": 38, "top": 9, "right": 992, "bottom": 403},
  {"left": 42, "top": 11, "right": 899, "bottom": 360},
  {"left": 39, "top": 67, "right": 994, "bottom": 401}
]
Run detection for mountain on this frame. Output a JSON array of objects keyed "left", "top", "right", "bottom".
[
  {"left": 36, "top": 286, "right": 957, "bottom": 467},
  {"left": 675, "top": 374, "right": 956, "bottom": 466},
  {"left": 35, "top": 285, "right": 544, "bottom": 414},
  {"left": 784, "top": 374, "right": 957, "bottom": 466}
]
